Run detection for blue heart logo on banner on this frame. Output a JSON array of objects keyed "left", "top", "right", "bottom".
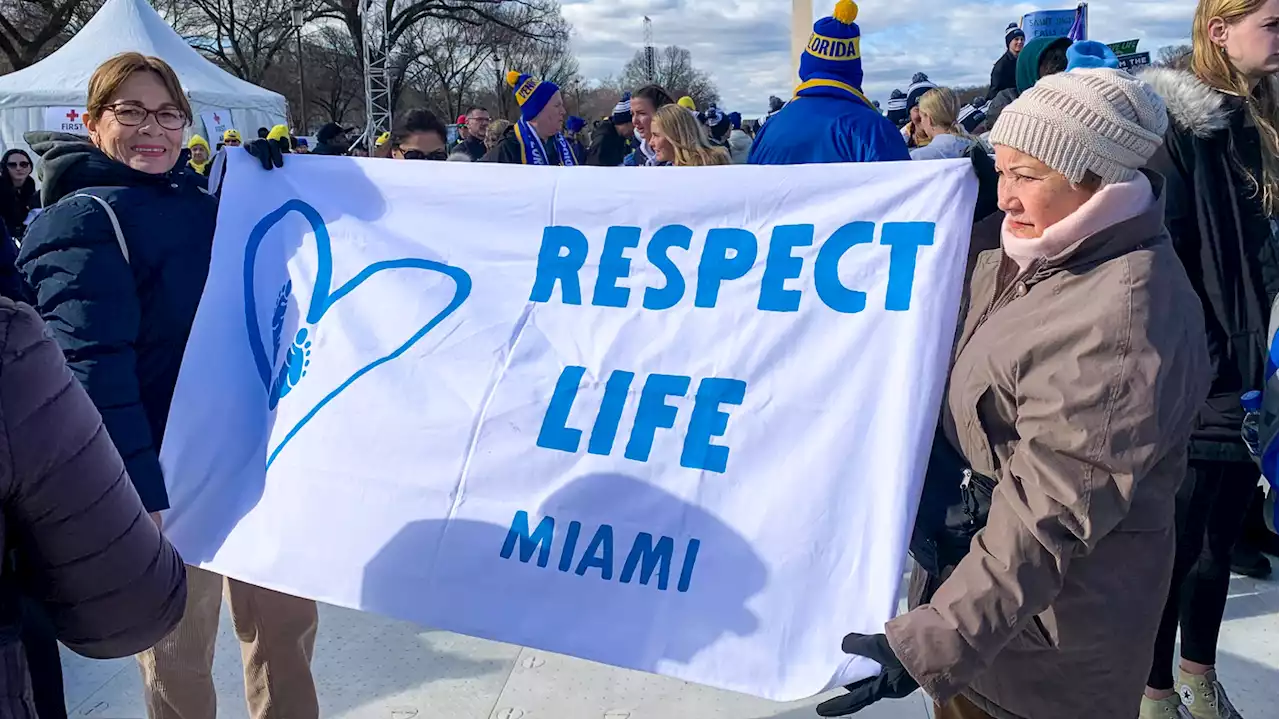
[{"left": 242, "top": 199, "right": 472, "bottom": 468}]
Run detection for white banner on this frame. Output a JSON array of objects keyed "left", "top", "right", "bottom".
[
  {"left": 45, "top": 106, "right": 87, "bottom": 133},
  {"left": 161, "top": 153, "right": 976, "bottom": 700},
  {"left": 200, "top": 108, "right": 233, "bottom": 141}
]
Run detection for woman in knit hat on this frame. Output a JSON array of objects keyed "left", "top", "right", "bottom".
[
  {"left": 748, "top": 0, "right": 908, "bottom": 164},
  {"left": 1140, "top": 0, "right": 1280, "bottom": 716},
  {"left": 818, "top": 68, "right": 1211, "bottom": 719},
  {"left": 648, "top": 104, "right": 730, "bottom": 167},
  {"left": 483, "top": 70, "right": 575, "bottom": 165},
  {"left": 186, "top": 134, "right": 211, "bottom": 177},
  {"left": 908, "top": 87, "right": 976, "bottom": 160}
]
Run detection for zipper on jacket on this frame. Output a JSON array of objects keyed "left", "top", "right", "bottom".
[{"left": 960, "top": 468, "right": 981, "bottom": 527}]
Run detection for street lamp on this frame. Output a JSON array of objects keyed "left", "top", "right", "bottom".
[
  {"left": 292, "top": 3, "right": 308, "bottom": 134},
  {"left": 492, "top": 51, "right": 507, "bottom": 119}
]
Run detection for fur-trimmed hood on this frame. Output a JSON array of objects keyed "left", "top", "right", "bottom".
[{"left": 1140, "top": 67, "right": 1232, "bottom": 139}]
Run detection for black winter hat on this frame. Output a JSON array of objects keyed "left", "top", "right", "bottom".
[
  {"left": 1004, "top": 22, "right": 1025, "bottom": 48},
  {"left": 905, "top": 73, "right": 937, "bottom": 110}
]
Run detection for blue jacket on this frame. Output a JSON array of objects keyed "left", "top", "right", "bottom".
[
  {"left": 18, "top": 132, "right": 217, "bottom": 512},
  {"left": 748, "top": 94, "right": 910, "bottom": 165}
]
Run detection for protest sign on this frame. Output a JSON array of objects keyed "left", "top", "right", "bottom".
[
  {"left": 44, "top": 106, "right": 87, "bottom": 133},
  {"left": 201, "top": 108, "right": 234, "bottom": 141},
  {"left": 160, "top": 153, "right": 977, "bottom": 700},
  {"left": 1118, "top": 52, "right": 1152, "bottom": 71},
  {"left": 1021, "top": 6, "right": 1087, "bottom": 41},
  {"left": 1107, "top": 39, "right": 1139, "bottom": 55}
]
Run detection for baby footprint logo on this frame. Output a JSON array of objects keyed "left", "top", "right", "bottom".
[
  {"left": 266, "top": 280, "right": 312, "bottom": 410},
  {"left": 244, "top": 199, "right": 472, "bottom": 468}
]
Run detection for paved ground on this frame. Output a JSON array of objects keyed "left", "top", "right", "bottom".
[{"left": 61, "top": 572, "right": 1277, "bottom": 718}]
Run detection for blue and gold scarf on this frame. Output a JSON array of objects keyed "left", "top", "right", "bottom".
[{"left": 515, "top": 118, "right": 578, "bottom": 166}]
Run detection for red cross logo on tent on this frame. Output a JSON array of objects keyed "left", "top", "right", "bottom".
[
  {"left": 214, "top": 113, "right": 221, "bottom": 123},
  {"left": 65, "top": 109, "right": 79, "bottom": 122}
]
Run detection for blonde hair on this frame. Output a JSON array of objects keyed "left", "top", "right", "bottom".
[
  {"left": 917, "top": 87, "right": 970, "bottom": 140},
  {"left": 651, "top": 105, "right": 730, "bottom": 167},
  {"left": 1192, "top": 0, "right": 1279, "bottom": 213},
  {"left": 486, "top": 119, "right": 512, "bottom": 149},
  {"left": 85, "top": 52, "right": 192, "bottom": 126}
]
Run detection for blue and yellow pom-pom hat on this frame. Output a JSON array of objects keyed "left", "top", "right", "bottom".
[
  {"left": 506, "top": 70, "right": 560, "bottom": 122},
  {"left": 798, "top": 0, "right": 864, "bottom": 95}
]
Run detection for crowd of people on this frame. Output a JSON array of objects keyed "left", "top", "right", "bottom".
[{"left": 0, "top": 0, "right": 1274, "bottom": 717}]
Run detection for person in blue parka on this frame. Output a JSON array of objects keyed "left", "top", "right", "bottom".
[{"left": 748, "top": 0, "right": 909, "bottom": 165}]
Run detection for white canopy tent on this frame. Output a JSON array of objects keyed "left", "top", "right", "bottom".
[{"left": 0, "top": 0, "right": 288, "bottom": 154}]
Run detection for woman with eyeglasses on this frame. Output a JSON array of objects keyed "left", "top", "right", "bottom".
[
  {"left": 388, "top": 108, "right": 450, "bottom": 161},
  {"left": 18, "top": 51, "right": 322, "bottom": 718},
  {"left": 1, "top": 149, "right": 39, "bottom": 240}
]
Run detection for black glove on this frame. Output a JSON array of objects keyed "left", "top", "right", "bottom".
[
  {"left": 814, "top": 633, "right": 919, "bottom": 717},
  {"left": 245, "top": 138, "right": 285, "bottom": 170}
]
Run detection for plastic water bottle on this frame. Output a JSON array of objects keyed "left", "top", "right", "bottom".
[{"left": 1241, "top": 390, "right": 1263, "bottom": 458}]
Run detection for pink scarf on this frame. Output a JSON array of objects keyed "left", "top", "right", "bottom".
[{"left": 1001, "top": 173, "right": 1154, "bottom": 271}]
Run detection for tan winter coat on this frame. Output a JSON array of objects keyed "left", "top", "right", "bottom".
[{"left": 886, "top": 171, "right": 1211, "bottom": 719}]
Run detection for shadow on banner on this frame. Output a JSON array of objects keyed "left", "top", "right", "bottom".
[{"left": 360, "top": 472, "right": 770, "bottom": 673}]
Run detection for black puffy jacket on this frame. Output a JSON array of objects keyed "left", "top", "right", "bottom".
[
  {"left": 585, "top": 120, "right": 635, "bottom": 166},
  {"left": 17, "top": 132, "right": 217, "bottom": 511},
  {"left": 1144, "top": 68, "right": 1279, "bottom": 463}
]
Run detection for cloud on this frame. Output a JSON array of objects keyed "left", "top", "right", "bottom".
[{"left": 562, "top": 0, "right": 1195, "bottom": 117}]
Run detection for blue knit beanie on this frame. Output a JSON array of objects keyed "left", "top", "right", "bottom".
[
  {"left": 506, "top": 70, "right": 560, "bottom": 122},
  {"left": 728, "top": 111, "right": 742, "bottom": 130},
  {"left": 1066, "top": 41, "right": 1119, "bottom": 71},
  {"left": 798, "top": 0, "right": 863, "bottom": 91},
  {"left": 566, "top": 116, "right": 585, "bottom": 132}
]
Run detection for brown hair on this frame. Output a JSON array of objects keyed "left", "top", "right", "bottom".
[
  {"left": 1191, "top": 0, "right": 1279, "bottom": 213},
  {"left": 651, "top": 105, "right": 730, "bottom": 167},
  {"left": 85, "top": 52, "right": 192, "bottom": 126}
]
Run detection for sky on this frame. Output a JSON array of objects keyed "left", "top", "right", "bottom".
[{"left": 561, "top": 0, "right": 1197, "bottom": 117}]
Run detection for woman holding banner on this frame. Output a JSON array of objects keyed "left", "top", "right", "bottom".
[
  {"left": 817, "top": 69, "right": 1211, "bottom": 719},
  {"left": 1141, "top": 0, "right": 1279, "bottom": 716},
  {"left": 18, "top": 51, "right": 321, "bottom": 719}
]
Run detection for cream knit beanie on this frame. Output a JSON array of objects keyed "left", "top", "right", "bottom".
[{"left": 989, "top": 68, "right": 1168, "bottom": 185}]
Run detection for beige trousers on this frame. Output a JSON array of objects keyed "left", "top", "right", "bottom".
[{"left": 136, "top": 565, "right": 319, "bottom": 719}]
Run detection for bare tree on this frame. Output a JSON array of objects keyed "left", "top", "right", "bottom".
[
  {"left": 181, "top": 0, "right": 308, "bottom": 83},
  {"left": 317, "top": 0, "right": 557, "bottom": 66},
  {"left": 308, "top": 24, "right": 364, "bottom": 125},
  {"left": 404, "top": 16, "right": 496, "bottom": 120},
  {"left": 620, "top": 45, "right": 719, "bottom": 108},
  {"left": 0, "top": 0, "right": 102, "bottom": 69},
  {"left": 1156, "top": 43, "right": 1192, "bottom": 69}
]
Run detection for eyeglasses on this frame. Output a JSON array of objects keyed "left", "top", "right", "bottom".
[
  {"left": 5, "top": 161, "right": 30, "bottom": 169},
  {"left": 103, "top": 103, "right": 188, "bottom": 130},
  {"left": 402, "top": 149, "right": 448, "bottom": 161}
]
